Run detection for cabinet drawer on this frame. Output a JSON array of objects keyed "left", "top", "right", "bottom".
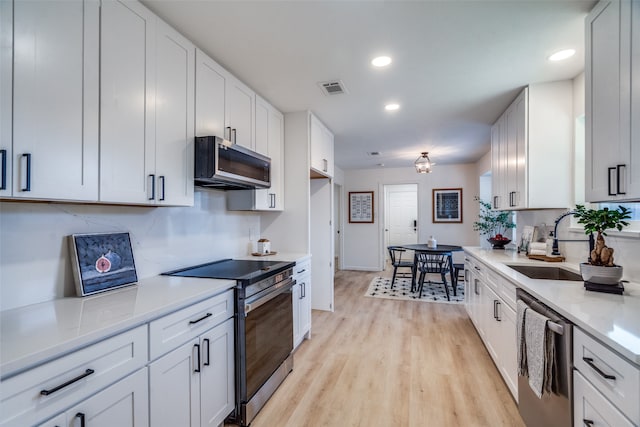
[
  {"left": 574, "top": 328, "right": 640, "bottom": 425},
  {"left": 484, "top": 268, "right": 500, "bottom": 294},
  {"left": 499, "top": 279, "right": 517, "bottom": 311},
  {"left": 149, "top": 290, "right": 234, "bottom": 360},
  {"left": 573, "top": 370, "right": 634, "bottom": 427},
  {"left": 295, "top": 258, "right": 311, "bottom": 277},
  {"left": 1, "top": 325, "right": 147, "bottom": 427}
]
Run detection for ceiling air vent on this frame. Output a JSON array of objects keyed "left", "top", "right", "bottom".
[
  {"left": 318, "top": 80, "right": 347, "bottom": 96},
  {"left": 367, "top": 151, "right": 381, "bottom": 156}
]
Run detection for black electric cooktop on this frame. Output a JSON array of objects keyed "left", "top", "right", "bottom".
[{"left": 162, "top": 259, "right": 294, "bottom": 284}]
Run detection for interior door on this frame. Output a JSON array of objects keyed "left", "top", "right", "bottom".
[{"left": 384, "top": 184, "right": 418, "bottom": 261}]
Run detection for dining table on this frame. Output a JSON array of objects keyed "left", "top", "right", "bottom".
[{"left": 396, "top": 244, "right": 464, "bottom": 294}]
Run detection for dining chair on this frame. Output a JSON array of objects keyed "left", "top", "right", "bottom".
[
  {"left": 415, "top": 252, "right": 452, "bottom": 300},
  {"left": 387, "top": 246, "right": 414, "bottom": 288},
  {"left": 452, "top": 262, "right": 465, "bottom": 296}
]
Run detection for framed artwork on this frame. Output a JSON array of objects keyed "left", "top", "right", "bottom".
[
  {"left": 69, "top": 232, "right": 138, "bottom": 296},
  {"left": 433, "top": 188, "right": 463, "bottom": 223},
  {"left": 349, "top": 191, "right": 374, "bottom": 223}
]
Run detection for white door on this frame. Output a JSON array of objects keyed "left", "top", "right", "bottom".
[
  {"left": 384, "top": 184, "right": 418, "bottom": 255},
  {"left": 334, "top": 183, "right": 342, "bottom": 268},
  {"left": 195, "top": 49, "right": 227, "bottom": 138},
  {"left": 226, "top": 75, "right": 254, "bottom": 150},
  {"left": 200, "top": 320, "right": 235, "bottom": 427},
  {"left": 310, "top": 178, "right": 333, "bottom": 311}
]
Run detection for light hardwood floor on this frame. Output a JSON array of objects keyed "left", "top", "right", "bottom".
[{"left": 242, "top": 269, "right": 524, "bottom": 427}]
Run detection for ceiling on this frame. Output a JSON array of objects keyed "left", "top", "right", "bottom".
[{"left": 142, "top": 0, "right": 596, "bottom": 170}]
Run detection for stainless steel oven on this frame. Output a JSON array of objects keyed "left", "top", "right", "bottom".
[{"left": 238, "top": 272, "right": 295, "bottom": 425}]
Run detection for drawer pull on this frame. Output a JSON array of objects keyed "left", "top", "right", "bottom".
[
  {"left": 189, "top": 312, "right": 212, "bottom": 325},
  {"left": 40, "top": 368, "right": 95, "bottom": 396},
  {"left": 75, "top": 412, "right": 86, "bottom": 427},
  {"left": 296, "top": 269, "right": 306, "bottom": 274},
  {"left": 583, "top": 357, "right": 616, "bottom": 380},
  {"left": 203, "top": 338, "right": 210, "bottom": 366},
  {"left": 194, "top": 343, "right": 201, "bottom": 373},
  {"left": 583, "top": 420, "right": 594, "bottom": 427}
]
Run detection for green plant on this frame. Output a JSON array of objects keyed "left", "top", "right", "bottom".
[
  {"left": 472, "top": 197, "right": 515, "bottom": 239},
  {"left": 573, "top": 204, "right": 631, "bottom": 266}
]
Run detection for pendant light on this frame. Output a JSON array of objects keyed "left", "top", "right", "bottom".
[{"left": 415, "top": 152, "right": 432, "bottom": 173}]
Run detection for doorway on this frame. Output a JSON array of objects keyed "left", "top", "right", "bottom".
[
  {"left": 384, "top": 184, "right": 418, "bottom": 266},
  {"left": 334, "top": 182, "right": 343, "bottom": 271}
]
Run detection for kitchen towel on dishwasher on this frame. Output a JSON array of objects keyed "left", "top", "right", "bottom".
[{"left": 524, "top": 307, "right": 555, "bottom": 398}]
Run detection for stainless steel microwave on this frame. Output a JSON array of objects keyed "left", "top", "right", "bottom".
[{"left": 194, "top": 136, "right": 271, "bottom": 190}]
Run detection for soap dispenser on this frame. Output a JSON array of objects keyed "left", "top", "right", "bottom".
[{"left": 427, "top": 235, "right": 437, "bottom": 248}]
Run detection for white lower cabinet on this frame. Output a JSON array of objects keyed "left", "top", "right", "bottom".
[
  {"left": 149, "top": 318, "right": 234, "bottom": 427},
  {"left": 293, "top": 257, "right": 312, "bottom": 349},
  {"left": 464, "top": 253, "right": 518, "bottom": 401},
  {"left": 37, "top": 413, "right": 66, "bottom": 427},
  {"left": 574, "top": 370, "right": 634, "bottom": 427}
]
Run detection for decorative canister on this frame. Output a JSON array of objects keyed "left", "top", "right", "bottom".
[
  {"left": 257, "top": 239, "right": 271, "bottom": 254},
  {"left": 427, "top": 236, "right": 437, "bottom": 248}
]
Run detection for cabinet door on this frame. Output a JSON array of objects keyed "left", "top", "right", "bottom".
[
  {"left": 199, "top": 319, "right": 235, "bottom": 427},
  {"left": 100, "top": 0, "right": 156, "bottom": 204},
  {"left": 37, "top": 413, "right": 66, "bottom": 427},
  {"left": 585, "top": 0, "right": 624, "bottom": 201},
  {"left": 155, "top": 19, "right": 194, "bottom": 206},
  {"left": 309, "top": 114, "right": 325, "bottom": 173},
  {"left": 480, "top": 283, "right": 500, "bottom": 363},
  {"left": 512, "top": 91, "right": 527, "bottom": 209},
  {"left": 11, "top": 0, "right": 99, "bottom": 201},
  {"left": 322, "top": 124, "right": 335, "bottom": 177},
  {"left": 497, "top": 301, "right": 518, "bottom": 400},
  {"left": 268, "top": 106, "right": 284, "bottom": 210},
  {"left": 150, "top": 338, "right": 200, "bottom": 427},
  {"left": 255, "top": 95, "right": 270, "bottom": 156},
  {"left": 490, "top": 120, "right": 504, "bottom": 209},
  {"left": 627, "top": 0, "right": 640, "bottom": 199},
  {"left": 0, "top": 0, "right": 13, "bottom": 198},
  {"left": 292, "top": 281, "right": 301, "bottom": 348},
  {"left": 298, "top": 274, "right": 312, "bottom": 342},
  {"left": 226, "top": 75, "right": 255, "bottom": 150},
  {"left": 66, "top": 368, "right": 149, "bottom": 427},
  {"left": 195, "top": 49, "right": 226, "bottom": 138}
]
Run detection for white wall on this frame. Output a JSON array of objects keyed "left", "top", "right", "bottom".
[
  {"left": 0, "top": 190, "right": 260, "bottom": 310},
  {"left": 342, "top": 163, "right": 480, "bottom": 271}
]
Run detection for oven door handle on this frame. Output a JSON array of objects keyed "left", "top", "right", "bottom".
[{"left": 244, "top": 278, "right": 295, "bottom": 315}]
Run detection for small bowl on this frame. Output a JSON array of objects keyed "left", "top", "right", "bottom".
[{"left": 487, "top": 237, "right": 511, "bottom": 249}]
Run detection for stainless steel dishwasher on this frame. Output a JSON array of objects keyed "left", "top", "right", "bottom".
[{"left": 517, "top": 288, "right": 573, "bottom": 427}]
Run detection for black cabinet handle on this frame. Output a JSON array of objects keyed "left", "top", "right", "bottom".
[
  {"left": 608, "top": 167, "right": 616, "bottom": 196},
  {"left": 203, "top": 338, "right": 210, "bottom": 366},
  {"left": 194, "top": 343, "right": 201, "bottom": 373},
  {"left": 296, "top": 269, "right": 306, "bottom": 274},
  {"left": 299, "top": 282, "right": 305, "bottom": 299},
  {"left": 0, "top": 149, "right": 6, "bottom": 190},
  {"left": 493, "top": 195, "right": 498, "bottom": 209},
  {"left": 21, "top": 153, "right": 31, "bottom": 191},
  {"left": 323, "top": 158, "right": 328, "bottom": 172},
  {"left": 148, "top": 174, "right": 155, "bottom": 200},
  {"left": 231, "top": 128, "right": 236, "bottom": 144},
  {"left": 493, "top": 300, "right": 497, "bottom": 319},
  {"left": 75, "top": 412, "right": 86, "bottom": 427},
  {"left": 583, "top": 420, "right": 594, "bottom": 427},
  {"left": 474, "top": 279, "right": 479, "bottom": 295},
  {"left": 583, "top": 357, "right": 616, "bottom": 380},
  {"left": 495, "top": 300, "right": 501, "bottom": 321},
  {"left": 40, "top": 369, "right": 95, "bottom": 396},
  {"left": 189, "top": 312, "right": 212, "bottom": 325},
  {"left": 617, "top": 164, "right": 626, "bottom": 195},
  {"left": 159, "top": 176, "right": 165, "bottom": 201}
]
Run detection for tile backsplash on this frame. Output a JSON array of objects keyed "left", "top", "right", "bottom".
[{"left": 0, "top": 190, "right": 260, "bottom": 311}]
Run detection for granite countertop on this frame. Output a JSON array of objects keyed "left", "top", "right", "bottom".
[
  {"left": 464, "top": 247, "right": 640, "bottom": 365},
  {"left": 0, "top": 275, "right": 235, "bottom": 378}
]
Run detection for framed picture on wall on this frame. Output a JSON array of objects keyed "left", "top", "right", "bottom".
[
  {"left": 69, "top": 232, "right": 138, "bottom": 296},
  {"left": 433, "top": 188, "right": 463, "bottom": 223},
  {"left": 349, "top": 191, "right": 374, "bottom": 223}
]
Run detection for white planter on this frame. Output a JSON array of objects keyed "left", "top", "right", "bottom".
[{"left": 580, "top": 263, "right": 623, "bottom": 285}]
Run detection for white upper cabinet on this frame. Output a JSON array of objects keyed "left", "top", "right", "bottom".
[
  {"left": 100, "top": 0, "right": 194, "bottom": 206},
  {"left": 226, "top": 95, "right": 284, "bottom": 211},
  {"left": 309, "top": 113, "right": 334, "bottom": 178},
  {"left": 586, "top": 0, "right": 640, "bottom": 201},
  {"left": 2, "top": 0, "right": 99, "bottom": 201},
  {"left": 226, "top": 74, "right": 255, "bottom": 151},
  {"left": 195, "top": 48, "right": 226, "bottom": 139},
  {"left": 491, "top": 81, "right": 573, "bottom": 210},
  {"left": 154, "top": 20, "right": 195, "bottom": 206}
]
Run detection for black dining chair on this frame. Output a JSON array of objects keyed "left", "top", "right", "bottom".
[
  {"left": 415, "top": 252, "right": 452, "bottom": 300},
  {"left": 452, "top": 262, "right": 465, "bottom": 296},
  {"left": 387, "top": 246, "right": 414, "bottom": 288}
]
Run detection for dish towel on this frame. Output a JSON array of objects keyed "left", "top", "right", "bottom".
[{"left": 524, "top": 307, "right": 555, "bottom": 398}]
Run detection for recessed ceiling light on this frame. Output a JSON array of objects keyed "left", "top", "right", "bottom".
[
  {"left": 385, "top": 103, "right": 400, "bottom": 111},
  {"left": 371, "top": 56, "right": 392, "bottom": 67},
  {"left": 548, "top": 49, "right": 576, "bottom": 61}
]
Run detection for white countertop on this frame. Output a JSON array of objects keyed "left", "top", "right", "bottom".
[
  {"left": 236, "top": 252, "right": 311, "bottom": 263},
  {"left": 464, "top": 247, "right": 640, "bottom": 365},
  {"left": 0, "top": 275, "right": 235, "bottom": 378}
]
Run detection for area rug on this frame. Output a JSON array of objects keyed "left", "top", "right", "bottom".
[{"left": 365, "top": 276, "right": 465, "bottom": 303}]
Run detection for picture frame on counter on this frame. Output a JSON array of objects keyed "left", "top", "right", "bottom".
[
  {"left": 349, "top": 191, "right": 374, "bottom": 223},
  {"left": 69, "top": 232, "right": 138, "bottom": 297}
]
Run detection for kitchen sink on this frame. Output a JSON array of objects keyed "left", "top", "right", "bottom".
[{"left": 506, "top": 265, "right": 583, "bottom": 281}]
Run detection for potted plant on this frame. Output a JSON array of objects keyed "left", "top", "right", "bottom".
[
  {"left": 573, "top": 204, "right": 632, "bottom": 284},
  {"left": 472, "top": 197, "right": 516, "bottom": 249}
]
